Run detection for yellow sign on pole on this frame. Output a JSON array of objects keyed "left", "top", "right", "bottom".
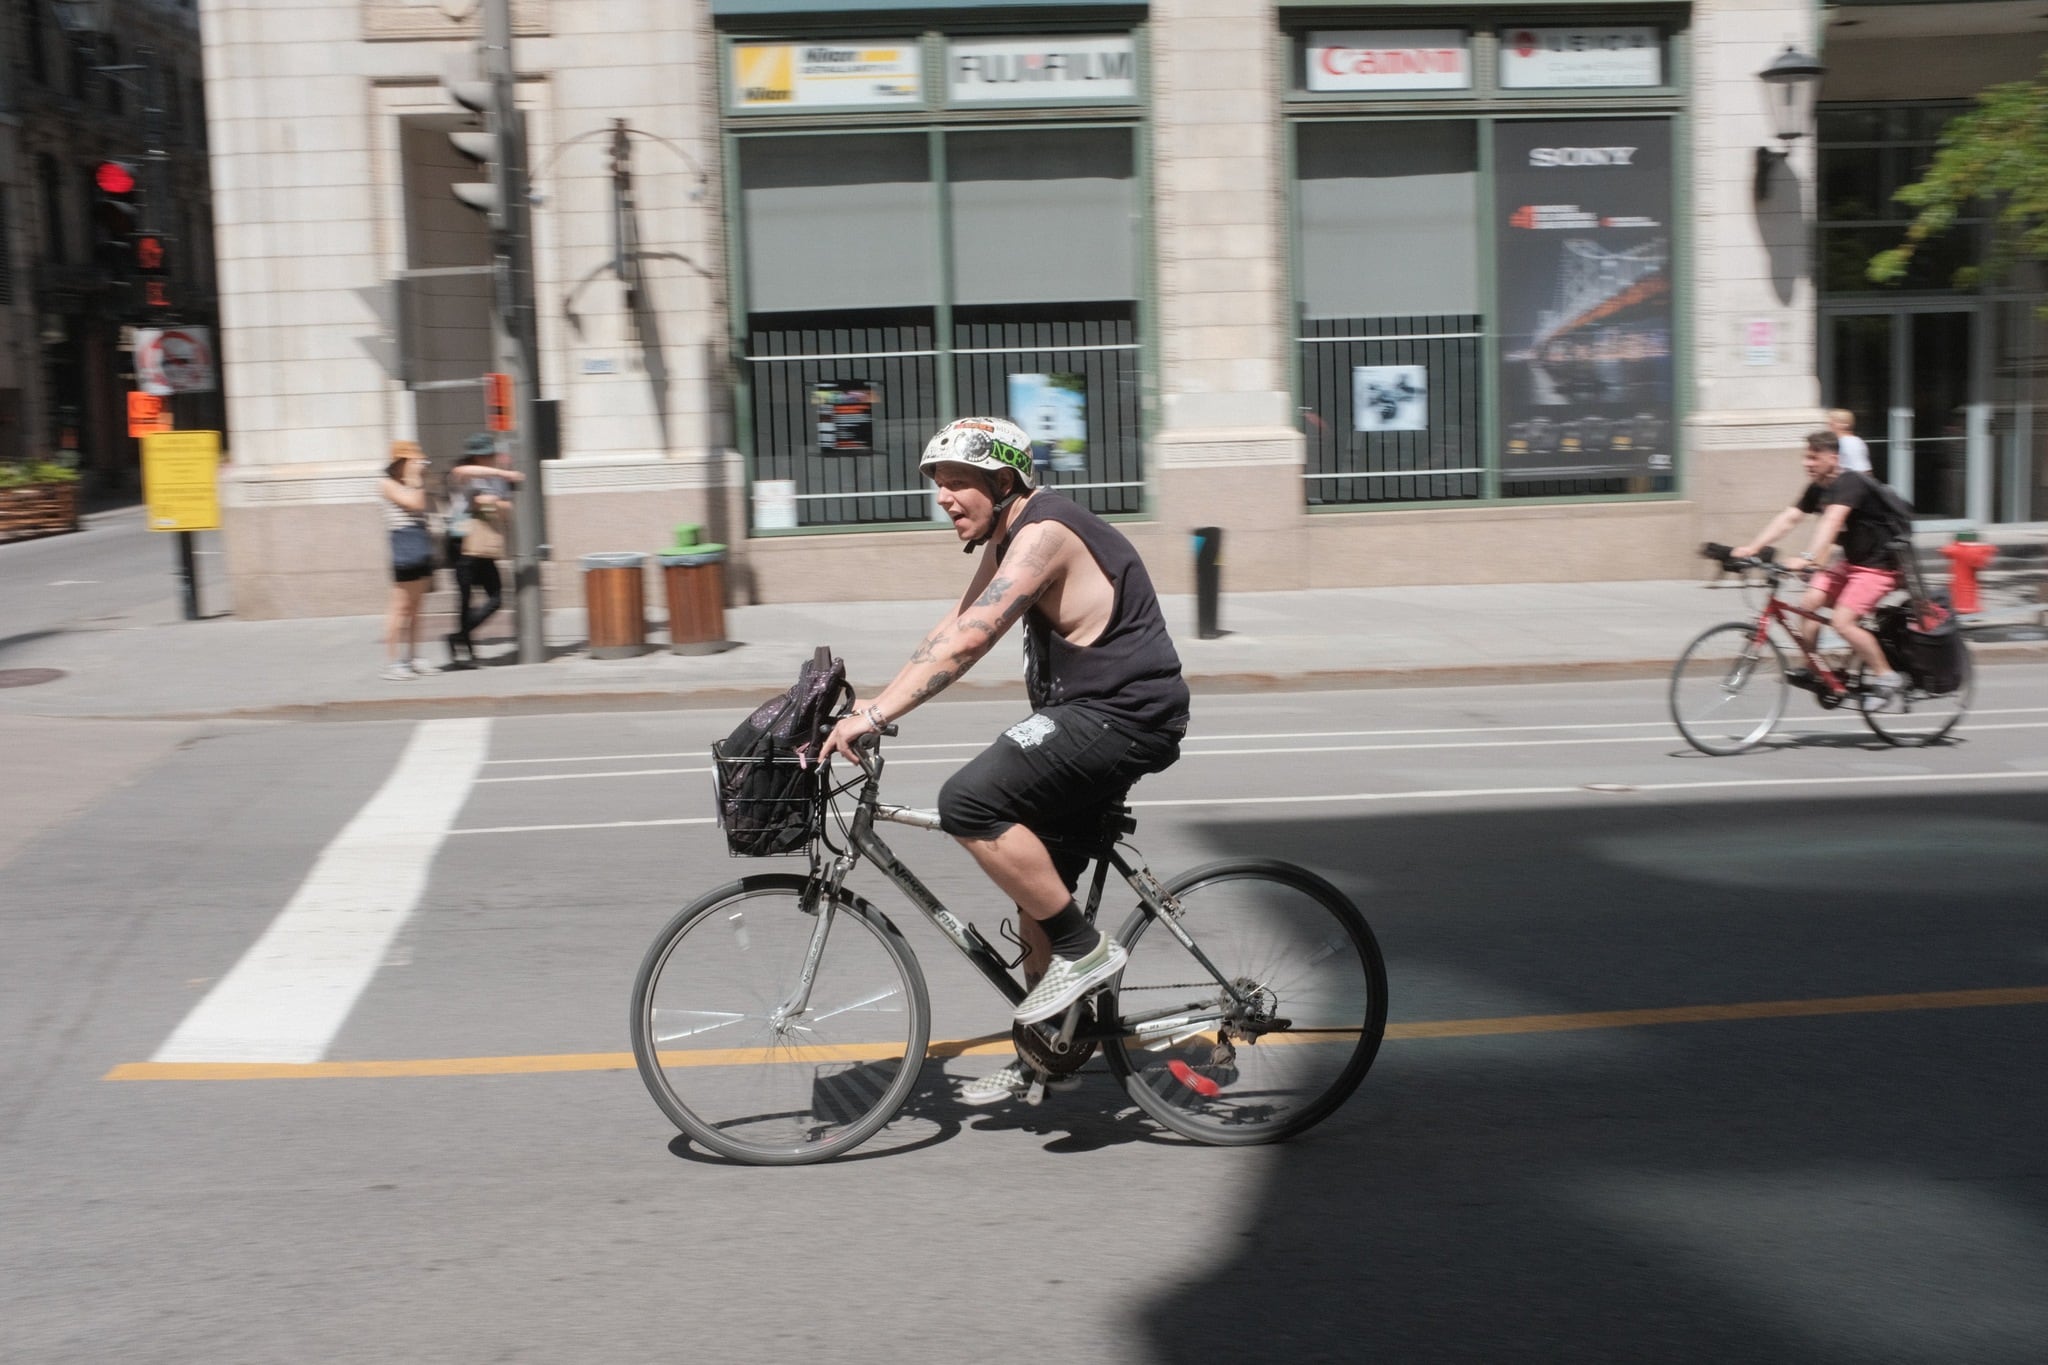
[{"left": 142, "top": 430, "right": 222, "bottom": 531}]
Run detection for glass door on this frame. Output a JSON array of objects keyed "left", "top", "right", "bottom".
[
  {"left": 1824, "top": 305, "right": 1984, "bottom": 523},
  {"left": 1906, "top": 311, "right": 1971, "bottom": 519},
  {"left": 1827, "top": 312, "right": 1892, "bottom": 483}
]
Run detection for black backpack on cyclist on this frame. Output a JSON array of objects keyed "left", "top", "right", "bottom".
[{"left": 713, "top": 647, "right": 853, "bottom": 856}]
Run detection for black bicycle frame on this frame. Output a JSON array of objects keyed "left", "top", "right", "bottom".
[{"left": 811, "top": 753, "right": 1253, "bottom": 1045}]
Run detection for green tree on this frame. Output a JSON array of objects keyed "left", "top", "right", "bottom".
[{"left": 1868, "top": 54, "right": 2048, "bottom": 291}]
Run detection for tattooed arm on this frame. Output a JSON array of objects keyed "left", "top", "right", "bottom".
[{"left": 816, "top": 523, "right": 1069, "bottom": 764}]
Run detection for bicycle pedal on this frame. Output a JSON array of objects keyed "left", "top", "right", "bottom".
[{"left": 1023, "top": 1075, "right": 1047, "bottom": 1107}]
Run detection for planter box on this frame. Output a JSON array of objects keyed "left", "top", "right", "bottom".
[{"left": 0, "top": 483, "right": 80, "bottom": 542}]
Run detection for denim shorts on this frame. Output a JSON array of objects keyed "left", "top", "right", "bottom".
[{"left": 937, "top": 705, "right": 1182, "bottom": 874}]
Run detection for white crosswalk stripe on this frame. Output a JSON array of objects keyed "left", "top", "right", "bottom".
[{"left": 152, "top": 718, "right": 490, "bottom": 1064}]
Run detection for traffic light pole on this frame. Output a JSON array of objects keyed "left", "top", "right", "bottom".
[{"left": 479, "top": 0, "right": 547, "bottom": 666}]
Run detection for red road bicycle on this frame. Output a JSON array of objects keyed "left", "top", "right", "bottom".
[{"left": 1668, "top": 545, "right": 1973, "bottom": 755}]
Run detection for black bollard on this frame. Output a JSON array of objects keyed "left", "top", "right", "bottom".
[{"left": 1194, "top": 526, "right": 1222, "bottom": 639}]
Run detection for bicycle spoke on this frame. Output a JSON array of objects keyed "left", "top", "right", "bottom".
[
  {"left": 631, "top": 880, "right": 928, "bottom": 1165},
  {"left": 1107, "top": 862, "right": 1385, "bottom": 1145}
]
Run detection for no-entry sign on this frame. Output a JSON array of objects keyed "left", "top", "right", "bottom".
[{"left": 134, "top": 327, "right": 217, "bottom": 396}]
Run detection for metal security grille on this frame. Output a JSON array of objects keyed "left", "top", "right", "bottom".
[
  {"left": 953, "top": 304, "right": 1141, "bottom": 516},
  {"left": 0, "top": 188, "right": 12, "bottom": 305},
  {"left": 747, "top": 304, "right": 1143, "bottom": 527},
  {"left": 1300, "top": 314, "right": 1484, "bottom": 504},
  {"left": 747, "top": 309, "right": 942, "bottom": 528}
]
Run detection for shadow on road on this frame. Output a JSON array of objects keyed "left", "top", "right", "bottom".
[{"left": 1137, "top": 789, "right": 2048, "bottom": 1364}]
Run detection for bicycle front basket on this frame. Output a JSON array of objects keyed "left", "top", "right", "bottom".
[{"left": 711, "top": 739, "right": 823, "bottom": 856}]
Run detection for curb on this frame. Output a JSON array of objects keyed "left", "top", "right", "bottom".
[{"left": 22, "top": 640, "right": 2048, "bottom": 723}]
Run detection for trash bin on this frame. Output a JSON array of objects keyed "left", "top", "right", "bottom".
[
  {"left": 660, "top": 545, "right": 730, "bottom": 655},
  {"left": 580, "top": 551, "right": 648, "bottom": 659}
]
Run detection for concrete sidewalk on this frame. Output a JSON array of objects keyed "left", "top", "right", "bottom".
[{"left": 1, "top": 574, "right": 2041, "bottom": 722}]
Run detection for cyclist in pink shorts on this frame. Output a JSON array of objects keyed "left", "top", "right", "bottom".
[{"left": 1734, "top": 431, "right": 1907, "bottom": 710}]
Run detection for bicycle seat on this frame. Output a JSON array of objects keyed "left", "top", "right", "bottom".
[{"left": 1037, "top": 803, "right": 1138, "bottom": 855}]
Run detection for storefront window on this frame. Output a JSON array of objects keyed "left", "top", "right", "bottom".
[
  {"left": 948, "top": 127, "right": 1140, "bottom": 513},
  {"left": 731, "top": 32, "right": 1146, "bottom": 533},
  {"left": 1289, "top": 14, "right": 1682, "bottom": 508},
  {"left": 741, "top": 134, "right": 940, "bottom": 528},
  {"left": 1297, "top": 121, "right": 1484, "bottom": 503},
  {"left": 1819, "top": 103, "right": 1980, "bottom": 295}
]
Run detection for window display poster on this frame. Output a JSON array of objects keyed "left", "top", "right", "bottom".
[
  {"left": 812, "top": 379, "right": 876, "bottom": 454},
  {"left": 1352, "top": 365, "right": 1428, "bottom": 432},
  {"left": 752, "top": 478, "right": 798, "bottom": 531},
  {"left": 1008, "top": 372, "right": 1088, "bottom": 473},
  {"left": 1495, "top": 119, "right": 1674, "bottom": 479}
]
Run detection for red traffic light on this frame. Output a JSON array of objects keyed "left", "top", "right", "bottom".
[{"left": 96, "top": 161, "right": 138, "bottom": 195}]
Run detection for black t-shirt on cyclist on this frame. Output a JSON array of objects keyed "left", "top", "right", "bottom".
[{"left": 1796, "top": 470, "right": 1899, "bottom": 569}]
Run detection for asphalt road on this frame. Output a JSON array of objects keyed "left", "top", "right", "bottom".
[
  {"left": 5, "top": 672, "right": 2047, "bottom": 1363},
  {"left": 0, "top": 505, "right": 222, "bottom": 641}
]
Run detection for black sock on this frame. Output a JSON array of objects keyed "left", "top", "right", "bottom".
[{"left": 1040, "top": 901, "right": 1099, "bottom": 960}]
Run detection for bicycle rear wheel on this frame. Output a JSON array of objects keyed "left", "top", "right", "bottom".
[
  {"left": 1857, "top": 650, "right": 1974, "bottom": 747},
  {"left": 1670, "top": 622, "right": 1788, "bottom": 755},
  {"left": 1103, "top": 860, "right": 1386, "bottom": 1146},
  {"left": 630, "top": 874, "right": 929, "bottom": 1166}
]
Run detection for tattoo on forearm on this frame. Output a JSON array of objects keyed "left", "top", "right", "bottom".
[
  {"left": 971, "top": 576, "right": 1013, "bottom": 609},
  {"left": 909, "top": 635, "right": 941, "bottom": 665},
  {"left": 910, "top": 669, "right": 956, "bottom": 704}
]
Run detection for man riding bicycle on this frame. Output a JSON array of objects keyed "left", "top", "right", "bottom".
[
  {"left": 1734, "top": 430, "right": 1906, "bottom": 709},
  {"left": 815, "top": 417, "right": 1190, "bottom": 1106}
]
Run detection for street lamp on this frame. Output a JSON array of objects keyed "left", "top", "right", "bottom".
[{"left": 1756, "top": 45, "right": 1826, "bottom": 201}]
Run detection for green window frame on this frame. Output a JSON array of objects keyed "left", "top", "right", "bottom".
[
  {"left": 1283, "top": 8, "right": 1689, "bottom": 510},
  {"left": 719, "top": 25, "right": 1154, "bottom": 537}
]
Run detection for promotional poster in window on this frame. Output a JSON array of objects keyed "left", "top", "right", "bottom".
[{"left": 1495, "top": 118, "right": 1673, "bottom": 483}]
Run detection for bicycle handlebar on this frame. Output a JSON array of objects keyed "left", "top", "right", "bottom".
[{"left": 1700, "top": 542, "right": 1795, "bottom": 576}]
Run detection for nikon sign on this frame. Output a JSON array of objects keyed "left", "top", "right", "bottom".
[{"left": 949, "top": 36, "right": 1138, "bottom": 103}]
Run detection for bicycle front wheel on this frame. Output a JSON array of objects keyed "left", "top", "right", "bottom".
[
  {"left": 1670, "top": 622, "right": 1788, "bottom": 755},
  {"left": 1858, "top": 649, "right": 1974, "bottom": 747},
  {"left": 1103, "top": 860, "right": 1387, "bottom": 1146},
  {"left": 630, "top": 874, "right": 930, "bottom": 1166}
]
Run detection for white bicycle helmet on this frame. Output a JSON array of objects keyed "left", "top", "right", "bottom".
[{"left": 919, "top": 416, "right": 1036, "bottom": 491}]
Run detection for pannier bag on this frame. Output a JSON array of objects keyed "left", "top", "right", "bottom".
[
  {"left": 1875, "top": 595, "right": 1967, "bottom": 696},
  {"left": 713, "top": 646, "right": 853, "bottom": 856}
]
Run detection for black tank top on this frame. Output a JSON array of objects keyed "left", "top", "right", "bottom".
[{"left": 995, "top": 494, "right": 1190, "bottom": 733}]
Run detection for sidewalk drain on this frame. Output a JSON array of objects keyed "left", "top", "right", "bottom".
[{"left": 0, "top": 668, "right": 65, "bottom": 689}]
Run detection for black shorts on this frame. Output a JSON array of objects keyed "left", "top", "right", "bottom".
[
  {"left": 937, "top": 704, "right": 1182, "bottom": 883},
  {"left": 392, "top": 560, "right": 434, "bottom": 584}
]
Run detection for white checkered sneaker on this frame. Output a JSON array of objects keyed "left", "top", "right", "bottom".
[
  {"left": 1013, "top": 937, "right": 1126, "bottom": 1026},
  {"left": 958, "top": 1060, "right": 1082, "bottom": 1107}
]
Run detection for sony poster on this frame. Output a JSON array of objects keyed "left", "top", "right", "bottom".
[{"left": 1495, "top": 119, "right": 1674, "bottom": 481}]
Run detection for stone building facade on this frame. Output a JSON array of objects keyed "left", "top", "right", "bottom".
[{"left": 197, "top": 0, "right": 2047, "bottom": 619}]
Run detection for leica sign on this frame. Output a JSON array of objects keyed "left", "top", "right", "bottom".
[{"left": 1306, "top": 30, "right": 1470, "bottom": 92}]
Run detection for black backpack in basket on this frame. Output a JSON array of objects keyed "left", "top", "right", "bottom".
[{"left": 714, "top": 647, "right": 853, "bottom": 856}]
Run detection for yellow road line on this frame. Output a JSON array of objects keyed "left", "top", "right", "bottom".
[{"left": 103, "top": 984, "right": 2048, "bottom": 1082}]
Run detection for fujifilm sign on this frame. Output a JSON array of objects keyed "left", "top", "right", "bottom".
[
  {"left": 950, "top": 36, "right": 1137, "bottom": 102},
  {"left": 1528, "top": 146, "right": 1638, "bottom": 167}
]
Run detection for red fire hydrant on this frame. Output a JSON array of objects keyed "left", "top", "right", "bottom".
[{"left": 1939, "top": 534, "right": 1997, "bottom": 614}]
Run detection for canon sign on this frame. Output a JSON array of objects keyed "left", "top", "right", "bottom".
[{"left": 1528, "top": 146, "right": 1638, "bottom": 167}]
